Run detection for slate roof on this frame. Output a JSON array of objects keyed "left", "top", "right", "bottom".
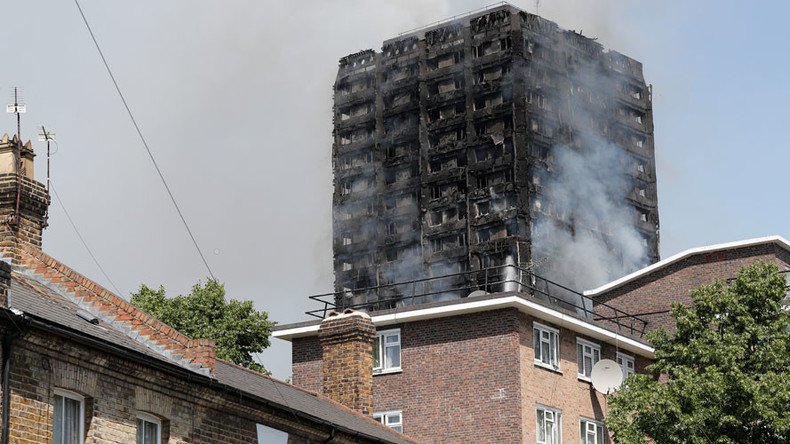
[
  {"left": 215, "top": 361, "right": 416, "bottom": 443},
  {"left": 5, "top": 268, "right": 416, "bottom": 444}
]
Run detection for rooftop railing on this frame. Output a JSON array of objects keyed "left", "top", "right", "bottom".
[{"left": 307, "top": 264, "right": 650, "bottom": 337}]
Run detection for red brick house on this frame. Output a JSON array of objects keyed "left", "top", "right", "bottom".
[
  {"left": 0, "top": 133, "right": 415, "bottom": 444},
  {"left": 586, "top": 236, "right": 790, "bottom": 333},
  {"left": 277, "top": 286, "right": 655, "bottom": 443},
  {"left": 277, "top": 236, "right": 790, "bottom": 443}
]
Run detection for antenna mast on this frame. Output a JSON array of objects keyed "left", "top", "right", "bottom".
[
  {"left": 5, "top": 87, "right": 26, "bottom": 230},
  {"left": 38, "top": 126, "right": 55, "bottom": 193}
]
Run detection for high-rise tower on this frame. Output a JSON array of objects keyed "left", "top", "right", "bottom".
[{"left": 331, "top": 5, "right": 659, "bottom": 309}]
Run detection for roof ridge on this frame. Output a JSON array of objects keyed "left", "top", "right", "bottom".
[
  {"left": 584, "top": 235, "right": 790, "bottom": 296},
  {"left": 15, "top": 244, "right": 217, "bottom": 376}
]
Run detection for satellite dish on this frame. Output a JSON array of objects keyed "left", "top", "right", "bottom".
[
  {"left": 468, "top": 290, "right": 489, "bottom": 298},
  {"left": 590, "top": 359, "right": 623, "bottom": 395}
]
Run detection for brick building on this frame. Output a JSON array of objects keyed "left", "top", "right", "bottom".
[
  {"left": 277, "top": 281, "right": 655, "bottom": 443},
  {"left": 0, "top": 130, "right": 414, "bottom": 444},
  {"left": 332, "top": 4, "right": 659, "bottom": 308},
  {"left": 587, "top": 236, "right": 790, "bottom": 333},
  {"left": 278, "top": 235, "right": 790, "bottom": 443}
]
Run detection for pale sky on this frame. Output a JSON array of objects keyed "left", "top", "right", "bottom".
[{"left": 4, "top": 1, "right": 789, "bottom": 380}]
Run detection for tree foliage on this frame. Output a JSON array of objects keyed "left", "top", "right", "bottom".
[
  {"left": 130, "top": 279, "right": 275, "bottom": 374},
  {"left": 606, "top": 262, "right": 790, "bottom": 443}
]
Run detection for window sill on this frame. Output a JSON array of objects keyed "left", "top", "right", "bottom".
[
  {"left": 577, "top": 374, "right": 592, "bottom": 383},
  {"left": 373, "top": 368, "right": 402, "bottom": 376},
  {"left": 534, "top": 361, "right": 562, "bottom": 374}
]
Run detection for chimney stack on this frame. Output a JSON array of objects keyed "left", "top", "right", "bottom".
[
  {"left": 317, "top": 309, "right": 375, "bottom": 415},
  {"left": 0, "top": 134, "right": 49, "bottom": 264}
]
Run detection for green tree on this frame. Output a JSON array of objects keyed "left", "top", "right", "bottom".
[
  {"left": 606, "top": 262, "right": 790, "bottom": 443},
  {"left": 130, "top": 279, "right": 275, "bottom": 374}
]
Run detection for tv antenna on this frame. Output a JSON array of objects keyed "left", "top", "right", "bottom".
[
  {"left": 5, "top": 87, "right": 26, "bottom": 230},
  {"left": 38, "top": 127, "right": 56, "bottom": 193},
  {"left": 6, "top": 87, "right": 26, "bottom": 141},
  {"left": 535, "top": 0, "right": 540, "bottom": 15},
  {"left": 590, "top": 359, "right": 624, "bottom": 395}
]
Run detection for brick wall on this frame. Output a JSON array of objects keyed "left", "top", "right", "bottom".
[
  {"left": 292, "top": 308, "right": 653, "bottom": 444},
  {"left": 517, "top": 312, "right": 650, "bottom": 443},
  {"left": 593, "top": 244, "right": 790, "bottom": 333},
  {"left": 294, "top": 309, "right": 525, "bottom": 443},
  {"left": 1, "top": 326, "right": 384, "bottom": 444}
]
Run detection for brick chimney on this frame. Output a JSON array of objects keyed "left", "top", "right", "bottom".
[
  {"left": 317, "top": 309, "right": 375, "bottom": 415},
  {"left": 0, "top": 134, "right": 49, "bottom": 264}
]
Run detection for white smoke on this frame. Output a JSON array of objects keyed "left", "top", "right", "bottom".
[{"left": 532, "top": 138, "right": 648, "bottom": 292}]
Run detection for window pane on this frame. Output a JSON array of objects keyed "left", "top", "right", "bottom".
[
  {"left": 373, "top": 337, "right": 381, "bottom": 369},
  {"left": 144, "top": 422, "right": 158, "bottom": 444},
  {"left": 53, "top": 395, "right": 64, "bottom": 444},
  {"left": 136, "top": 419, "right": 144, "bottom": 444},
  {"left": 385, "top": 344, "right": 400, "bottom": 368},
  {"left": 385, "top": 334, "right": 399, "bottom": 344},
  {"left": 386, "top": 413, "right": 401, "bottom": 424},
  {"left": 577, "top": 344, "right": 584, "bottom": 374},
  {"left": 551, "top": 334, "right": 558, "bottom": 365},
  {"left": 584, "top": 356, "right": 592, "bottom": 375},
  {"left": 536, "top": 410, "right": 546, "bottom": 442},
  {"left": 534, "top": 331, "right": 541, "bottom": 359},
  {"left": 63, "top": 397, "right": 80, "bottom": 444}
]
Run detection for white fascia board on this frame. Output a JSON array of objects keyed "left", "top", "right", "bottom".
[
  {"left": 584, "top": 235, "right": 790, "bottom": 297},
  {"left": 273, "top": 296, "right": 654, "bottom": 358}
]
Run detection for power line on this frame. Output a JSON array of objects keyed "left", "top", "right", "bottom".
[
  {"left": 73, "top": 0, "right": 216, "bottom": 280},
  {"left": 50, "top": 181, "right": 124, "bottom": 297}
]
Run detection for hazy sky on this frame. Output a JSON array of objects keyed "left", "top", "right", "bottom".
[{"left": 3, "top": 1, "right": 789, "bottom": 380}]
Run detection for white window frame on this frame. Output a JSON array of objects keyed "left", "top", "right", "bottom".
[
  {"left": 533, "top": 322, "right": 561, "bottom": 372},
  {"left": 136, "top": 412, "right": 162, "bottom": 444},
  {"left": 536, "top": 405, "right": 562, "bottom": 444},
  {"left": 373, "top": 329, "right": 401, "bottom": 375},
  {"left": 52, "top": 388, "right": 85, "bottom": 444},
  {"left": 616, "top": 351, "right": 636, "bottom": 379},
  {"left": 579, "top": 418, "right": 605, "bottom": 444},
  {"left": 373, "top": 410, "right": 403, "bottom": 433},
  {"left": 577, "top": 338, "right": 601, "bottom": 381}
]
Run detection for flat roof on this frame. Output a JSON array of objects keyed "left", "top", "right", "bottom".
[
  {"left": 584, "top": 235, "right": 790, "bottom": 297},
  {"left": 274, "top": 291, "right": 654, "bottom": 358}
]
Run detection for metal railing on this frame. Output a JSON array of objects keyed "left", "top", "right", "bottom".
[
  {"left": 307, "top": 264, "right": 649, "bottom": 337},
  {"left": 396, "top": 2, "right": 508, "bottom": 37}
]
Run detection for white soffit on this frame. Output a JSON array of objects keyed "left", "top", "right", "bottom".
[{"left": 273, "top": 296, "right": 655, "bottom": 358}]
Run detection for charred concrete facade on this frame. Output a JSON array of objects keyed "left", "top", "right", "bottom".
[{"left": 332, "top": 5, "right": 659, "bottom": 308}]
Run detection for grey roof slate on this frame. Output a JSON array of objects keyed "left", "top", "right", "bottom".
[
  {"left": 8, "top": 275, "right": 168, "bottom": 362},
  {"left": 6, "top": 272, "right": 415, "bottom": 444},
  {"left": 215, "top": 361, "right": 416, "bottom": 444}
]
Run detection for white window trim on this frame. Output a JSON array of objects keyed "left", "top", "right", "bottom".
[
  {"left": 53, "top": 388, "right": 85, "bottom": 444},
  {"left": 536, "top": 404, "right": 562, "bottom": 444},
  {"left": 136, "top": 412, "right": 162, "bottom": 444},
  {"left": 533, "top": 322, "right": 561, "bottom": 373},
  {"left": 373, "top": 328, "right": 402, "bottom": 375},
  {"left": 577, "top": 338, "right": 601, "bottom": 382},
  {"left": 373, "top": 410, "right": 403, "bottom": 433},
  {"left": 616, "top": 351, "right": 636, "bottom": 379},
  {"left": 579, "top": 417, "right": 605, "bottom": 444}
]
